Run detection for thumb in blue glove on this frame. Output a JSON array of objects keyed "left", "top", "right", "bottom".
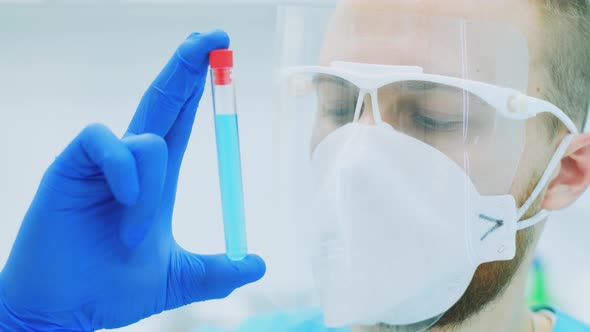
[{"left": 0, "top": 30, "right": 266, "bottom": 331}]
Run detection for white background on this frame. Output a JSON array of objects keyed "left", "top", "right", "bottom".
[{"left": 0, "top": 2, "right": 588, "bottom": 331}]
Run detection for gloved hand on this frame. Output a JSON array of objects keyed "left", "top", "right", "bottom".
[{"left": 0, "top": 30, "right": 265, "bottom": 331}]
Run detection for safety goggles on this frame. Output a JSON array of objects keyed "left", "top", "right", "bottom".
[{"left": 281, "top": 61, "right": 578, "bottom": 194}]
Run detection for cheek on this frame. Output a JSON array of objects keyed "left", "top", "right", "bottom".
[
  {"left": 509, "top": 119, "right": 556, "bottom": 206},
  {"left": 310, "top": 118, "right": 339, "bottom": 155}
]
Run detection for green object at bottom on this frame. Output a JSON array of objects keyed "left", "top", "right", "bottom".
[{"left": 528, "top": 257, "right": 550, "bottom": 307}]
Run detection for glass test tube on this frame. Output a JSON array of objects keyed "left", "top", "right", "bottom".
[{"left": 209, "top": 49, "right": 247, "bottom": 261}]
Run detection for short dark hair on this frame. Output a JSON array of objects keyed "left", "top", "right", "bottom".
[{"left": 538, "top": 0, "right": 590, "bottom": 135}]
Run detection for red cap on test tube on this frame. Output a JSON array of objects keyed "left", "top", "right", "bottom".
[{"left": 210, "top": 49, "right": 233, "bottom": 85}]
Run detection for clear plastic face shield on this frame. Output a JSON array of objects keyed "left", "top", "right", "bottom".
[{"left": 257, "top": 2, "right": 578, "bottom": 331}]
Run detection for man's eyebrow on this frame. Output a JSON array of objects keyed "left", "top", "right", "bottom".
[
  {"left": 399, "top": 80, "right": 443, "bottom": 90},
  {"left": 395, "top": 80, "right": 479, "bottom": 96},
  {"left": 312, "top": 73, "right": 351, "bottom": 86},
  {"left": 393, "top": 81, "right": 491, "bottom": 108},
  {"left": 312, "top": 76, "right": 487, "bottom": 103}
]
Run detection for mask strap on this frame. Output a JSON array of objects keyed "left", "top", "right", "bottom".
[
  {"left": 516, "top": 134, "right": 576, "bottom": 230},
  {"left": 517, "top": 210, "right": 551, "bottom": 230}
]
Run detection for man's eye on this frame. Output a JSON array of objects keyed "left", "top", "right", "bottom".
[
  {"left": 321, "top": 103, "right": 356, "bottom": 123},
  {"left": 411, "top": 112, "right": 463, "bottom": 132}
]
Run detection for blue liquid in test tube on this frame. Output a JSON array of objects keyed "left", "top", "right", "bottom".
[{"left": 210, "top": 49, "right": 247, "bottom": 261}]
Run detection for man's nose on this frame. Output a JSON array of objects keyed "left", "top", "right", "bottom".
[{"left": 358, "top": 93, "right": 376, "bottom": 125}]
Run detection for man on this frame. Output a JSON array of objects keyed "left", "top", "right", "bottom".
[
  {"left": 0, "top": 1, "right": 588, "bottom": 332},
  {"left": 222, "top": 1, "right": 590, "bottom": 331}
]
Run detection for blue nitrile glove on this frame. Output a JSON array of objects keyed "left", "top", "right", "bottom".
[{"left": 0, "top": 30, "right": 265, "bottom": 331}]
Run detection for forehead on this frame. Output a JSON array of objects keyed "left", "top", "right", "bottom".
[
  {"left": 335, "top": 0, "right": 535, "bottom": 22},
  {"left": 319, "top": 0, "right": 537, "bottom": 88}
]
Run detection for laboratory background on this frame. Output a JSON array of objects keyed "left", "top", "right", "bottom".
[{"left": 0, "top": 1, "right": 588, "bottom": 331}]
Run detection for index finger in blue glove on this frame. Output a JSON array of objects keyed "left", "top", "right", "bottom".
[
  {"left": 126, "top": 30, "right": 230, "bottom": 139},
  {"left": 119, "top": 134, "right": 168, "bottom": 248},
  {"left": 54, "top": 123, "right": 140, "bottom": 206}
]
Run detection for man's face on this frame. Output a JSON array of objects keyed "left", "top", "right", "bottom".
[{"left": 309, "top": 0, "right": 561, "bottom": 328}]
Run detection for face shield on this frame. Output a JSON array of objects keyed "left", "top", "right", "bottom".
[{"left": 253, "top": 2, "right": 578, "bottom": 331}]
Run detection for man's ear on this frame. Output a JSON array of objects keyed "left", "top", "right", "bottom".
[{"left": 543, "top": 132, "right": 590, "bottom": 210}]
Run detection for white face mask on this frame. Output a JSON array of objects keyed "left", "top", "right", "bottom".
[{"left": 310, "top": 122, "right": 572, "bottom": 328}]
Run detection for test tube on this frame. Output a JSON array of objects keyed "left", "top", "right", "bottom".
[{"left": 209, "top": 49, "right": 247, "bottom": 261}]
